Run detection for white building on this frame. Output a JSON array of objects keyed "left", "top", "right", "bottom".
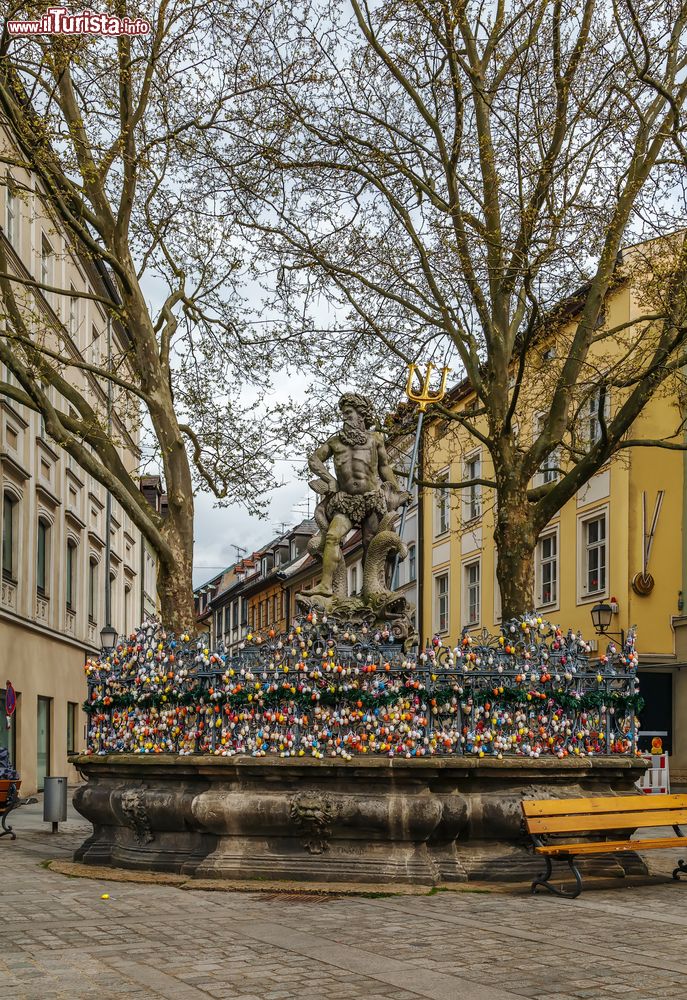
[{"left": 0, "top": 128, "right": 156, "bottom": 793}]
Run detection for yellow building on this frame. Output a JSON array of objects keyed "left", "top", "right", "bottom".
[{"left": 420, "top": 247, "right": 687, "bottom": 778}]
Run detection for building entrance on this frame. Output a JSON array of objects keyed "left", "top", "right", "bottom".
[{"left": 637, "top": 670, "right": 673, "bottom": 754}]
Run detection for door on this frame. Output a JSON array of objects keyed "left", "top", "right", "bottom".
[
  {"left": 0, "top": 690, "right": 17, "bottom": 766},
  {"left": 37, "top": 696, "right": 51, "bottom": 790},
  {"left": 637, "top": 671, "right": 672, "bottom": 753}
]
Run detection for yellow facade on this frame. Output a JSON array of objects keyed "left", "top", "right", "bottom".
[{"left": 420, "top": 264, "right": 687, "bottom": 775}]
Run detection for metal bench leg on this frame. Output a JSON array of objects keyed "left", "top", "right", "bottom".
[
  {"left": 672, "top": 859, "right": 687, "bottom": 881},
  {"left": 0, "top": 808, "right": 16, "bottom": 840},
  {"left": 531, "top": 855, "right": 583, "bottom": 899}
]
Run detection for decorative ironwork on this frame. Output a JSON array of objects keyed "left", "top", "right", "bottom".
[{"left": 82, "top": 613, "right": 641, "bottom": 759}]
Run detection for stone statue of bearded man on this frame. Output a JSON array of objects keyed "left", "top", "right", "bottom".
[{"left": 303, "top": 392, "right": 407, "bottom": 600}]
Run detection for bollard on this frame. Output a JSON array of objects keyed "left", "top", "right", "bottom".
[{"left": 43, "top": 776, "right": 68, "bottom": 832}]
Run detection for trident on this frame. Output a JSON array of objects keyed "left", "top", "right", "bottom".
[
  {"left": 405, "top": 362, "right": 450, "bottom": 412},
  {"left": 392, "top": 363, "right": 450, "bottom": 587}
]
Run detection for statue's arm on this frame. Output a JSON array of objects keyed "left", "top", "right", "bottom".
[
  {"left": 308, "top": 440, "right": 338, "bottom": 492},
  {"left": 377, "top": 434, "right": 400, "bottom": 488}
]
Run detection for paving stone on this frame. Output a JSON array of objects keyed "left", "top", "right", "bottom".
[{"left": 3, "top": 798, "right": 687, "bottom": 999}]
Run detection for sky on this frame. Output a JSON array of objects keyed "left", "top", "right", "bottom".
[{"left": 191, "top": 460, "right": 312, "bottom": 589}]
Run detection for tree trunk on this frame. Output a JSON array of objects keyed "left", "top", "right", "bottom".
[
  {"left": 158, "top": 504, "right": 195, "bottom": 633},
  {"left": 494, "top": 487, "right": 537, "bottom": 621}
]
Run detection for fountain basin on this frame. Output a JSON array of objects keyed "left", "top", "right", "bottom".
[{"left": 70, "top": 754, "right": 648, "bottom": 885}]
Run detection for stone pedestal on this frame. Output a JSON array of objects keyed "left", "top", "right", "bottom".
[{"left": 70, "top": 754, "right": 647, "bottom": 885}]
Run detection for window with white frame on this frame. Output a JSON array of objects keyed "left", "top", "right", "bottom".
[
  {"left": 89, "top": 324, "right": 100, "bottom": 366},
  {"left": 462, "top": 452, "right": 481, "bottom": 522},
  {"left": 464, "top": 560, "right": 480, "bottom": 626},
  {"left": 408, "top": 544, "right": 416, "bottom": 582},
  {"left": 581, "top": 511, "right": 607, "bottom": 597},
  {"left": 536, "top": 531, "right": 558, "bottom": 607},
  {"left": 586, "top": 388, "right": 609, "bottom": 446},
  {"left": 436, "top": 472, "right": 450, "bottom": 535},
  {"left": 348, "top": 563, "right": 358, "bottom": 596},
  {"left": 435, "top": 573, "right": 449, "bottom": 633},
  {"left": 68, "top": 285, "right": 79, "bottom": 340},
  {"left": 6, "top": 174, "right": 18, "bottom": 249},
  {"left": 40, "top": 234, "right": 54, "bottom": 302}
]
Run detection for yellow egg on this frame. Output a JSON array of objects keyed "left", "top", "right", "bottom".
[{"left": 101, "top": 893, "right": 110, "bottom": 900}]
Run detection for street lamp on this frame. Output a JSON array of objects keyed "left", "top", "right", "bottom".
[
  {"left": 100, "top": 623, "right": 117, "bottom": 652},
  {"left": 590, "top": 601, "right": 625, "bottom": 647}
]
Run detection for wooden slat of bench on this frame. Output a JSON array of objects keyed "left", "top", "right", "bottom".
[
  {"left": 537, "top": 836, "right": 687, "bottom": 856},
  {"left": 522, "top": 794, "right": 687, "bottom": 817},
  {"left": 527, "top": 809, "right": 687, "bottom": 835}
]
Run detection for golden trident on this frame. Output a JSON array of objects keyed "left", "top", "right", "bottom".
[
  {"left": 405, "top": 362, "right": 450, "bottom": 411},
  {"left": 393, "top": 362, "right": 450, "bottom": 589}
]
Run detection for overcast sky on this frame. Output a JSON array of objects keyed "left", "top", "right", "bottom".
[{"left": 191, "top": 461, "right": 312, "bottom": 589}]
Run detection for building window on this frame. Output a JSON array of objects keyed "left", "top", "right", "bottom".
[
  {"left": 88, "top": 557, "right": 98, "bottom": 622},
  {"left": 493, "top": 557, "right": 502, "bottom": 622},
  {"left": 536, "top": 414, "right": 559, "bottom": 483},
  {"left": 349, "top": 564, "right": 358, "bottom": 596},
  {"left": 0, "top": 689, "right": 17, "bottom": 763},
  {"left": 435, "top": 573, "right": 449, "bottom": 634},
  {"left": 241, "top": 597, "right": 248, "bottom": 626},
  {"left": 586, "top": 388, "right": 609, "bottom": 446},
  {"left": 408, "top": 544, "right": 416, "bottom": 582},
  {"left": 40, "top": 234, "right": 54, "bottom": 300},
  {"left": 89, "top": 324, "right": 100, "bottom": 366},
  {"left": 436, "top": 472, "right": 450, "bottom": 535},
  {"left": 273, "top": 594, "right": 279, "bottom": 622},
  {"left": 37, "top": 518, "right": 49, "bottom": 594},
  {"left": 464, "top": 560, "right": 480, "bottom": 626},
  {"left": 583, "top": 512, "right": 606, "bottom": 595},
  {"left": 463, "top": 452, "right": 481, "bottom": 522},
  {"left": 66, "top": 539, "right": 77, "bottom": 609},
  {"left": 215, "top": 610, "right": 222, "bottom": 639},
  {"left": 537, "top": 532, "right": 558, "bottom": 607},
  {"left": 6, "top": 174, "right": 18, "bottom": 248},
  {"left": 2, "top": 491, "right": 17, "bottom": 580},
  {"left": 68, "top": 285, "right": 79, "bottom": 340},
  {"left": 124, "top": 585, "right": 131, "bottom": 634},
  {"left": 67, "top": 702, "right": 79, "bottom": 755}
]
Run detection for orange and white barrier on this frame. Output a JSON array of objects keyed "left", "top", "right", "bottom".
[{"left": 637, "top": 752, "right": 670, "bottom": 794}]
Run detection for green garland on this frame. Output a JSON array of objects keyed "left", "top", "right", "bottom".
[{"left": 83, "top": 683, "right": 644, "bottom": 717}]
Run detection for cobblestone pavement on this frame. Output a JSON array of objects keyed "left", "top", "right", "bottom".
[{"left": 2, "top": 797, "right": 687, "bottom": 1000}]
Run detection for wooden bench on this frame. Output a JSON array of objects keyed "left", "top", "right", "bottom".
[
  {"left": 522, "top": 793, "right": 687, "bottom": 898},
  {"left": 0, "top": 779, "right": 37, "bottom": 840}
]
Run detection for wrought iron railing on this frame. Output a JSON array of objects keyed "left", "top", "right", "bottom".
[{"left": 82, "top": 614, "right": 642, "bottom": 758}]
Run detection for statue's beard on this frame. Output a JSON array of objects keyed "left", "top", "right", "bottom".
[{"left": 340, "top": 421, "right": 368, "bottom": 447}]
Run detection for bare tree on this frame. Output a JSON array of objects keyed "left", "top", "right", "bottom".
[
  {"left": 222, "top": 0, "right": 687, "bottom": 618},
  {"left": 0, "top": 1, "right": 296, "bottom": 629}
]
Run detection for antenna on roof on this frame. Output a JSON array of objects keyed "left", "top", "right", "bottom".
[
  {"left": 231, "top": 544, "right": 248, "bottom": 560},
  {"left": 273, "top": 521, "right": 292, "bottom": 535},
  {"left": 293, "top": 497, "right": 314, "bottom": 519}
]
